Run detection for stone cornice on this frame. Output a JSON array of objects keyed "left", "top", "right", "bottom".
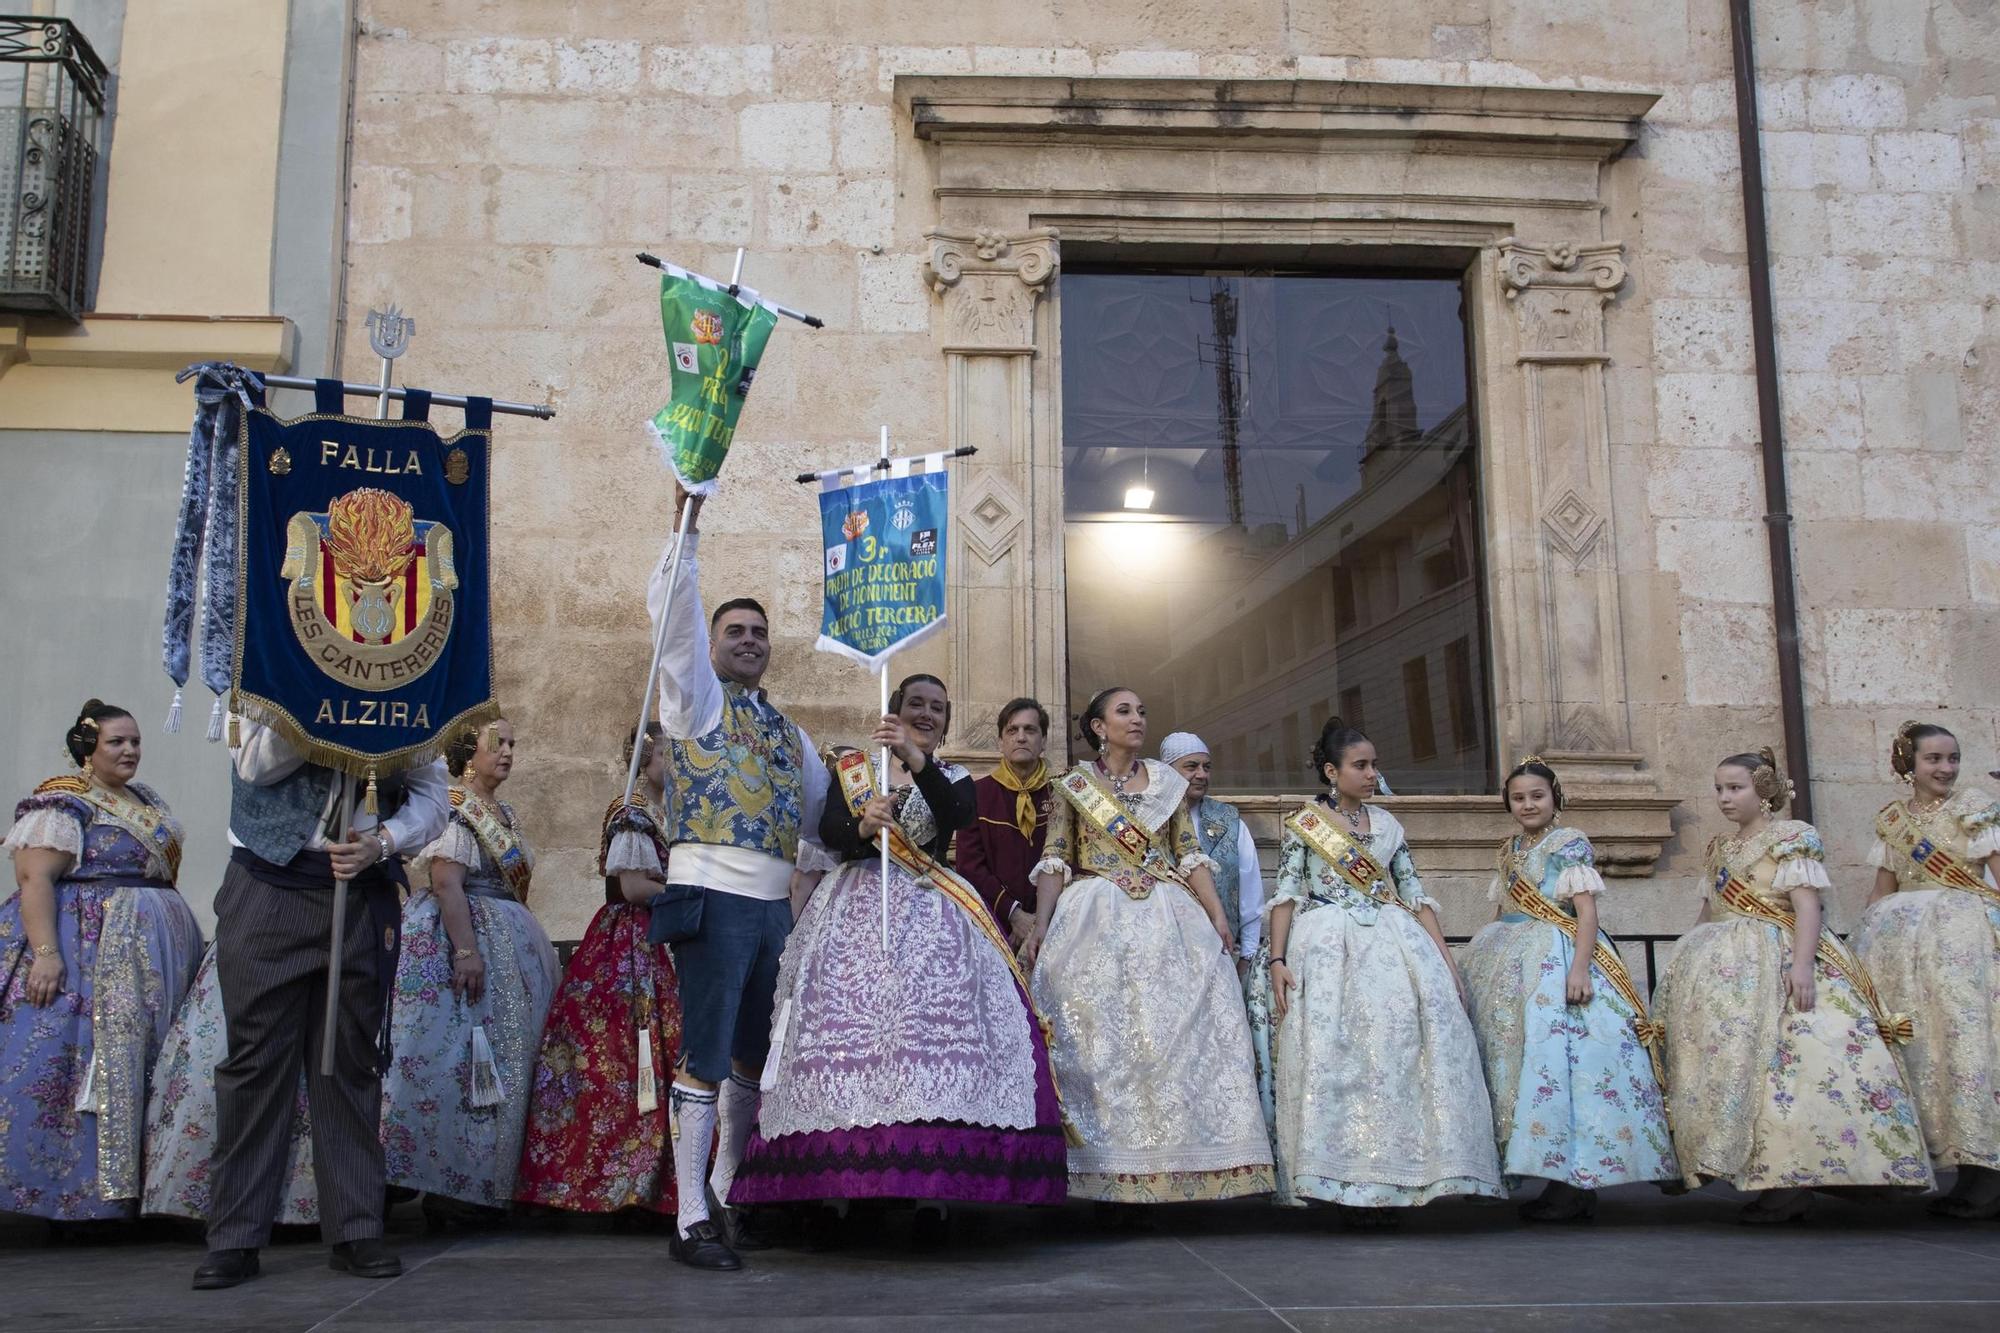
[{"left": 897, "top": 76, "right": 1659, "bottom": 159}]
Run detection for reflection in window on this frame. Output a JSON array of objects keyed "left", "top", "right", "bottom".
[{"left": 1059, "top": 271, "right": 1492, "bottom": 794}]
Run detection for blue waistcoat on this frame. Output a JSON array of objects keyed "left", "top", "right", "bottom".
[
  {"left": 665, "top": 680, "right": 804, "bottom": 862},
  {"left": 1194, "top": 795, "right": 1243, "bottom": 932},
  {"left": 231, "top": 764, "right": 407, "bottom": 868}
]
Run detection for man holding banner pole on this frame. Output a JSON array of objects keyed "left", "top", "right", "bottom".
[{"left": 646, "top": 481, "right": 829, "bottom": 1272}]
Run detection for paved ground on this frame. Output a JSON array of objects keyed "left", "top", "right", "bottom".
[{"left": 4, "top": 1186, "right": 2000, "bottom": 1331}]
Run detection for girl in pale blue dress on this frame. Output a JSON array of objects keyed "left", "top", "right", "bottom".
[{"left": 1461, "top": 758, "right": 1677, "bottom": 1221}]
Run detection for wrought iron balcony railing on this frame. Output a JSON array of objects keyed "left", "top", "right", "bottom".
[{"left": 1, "top": 15, "right": 106, "bottom": 322}]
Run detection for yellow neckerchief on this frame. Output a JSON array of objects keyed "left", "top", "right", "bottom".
[
  {"left": 1052, "top": 764, "right": 1190, "bottom": 894},
  {"left": 832, "top": 749, "right": 1081, "bottom": 1145},
  {"left": 988, "top": 759, "right": 1049, "bottom": 842},
  {"left": 1499, "top": 830, "right": 1668, "bottom": 1089},
  {"left": 1711, "top": 857, "right": 1912, "bottom": 1045},
  {"left": 33, "top": 774, "right": 182, "bottom": 883},
  {"left": 1285, "top": 803, "right": 1410, "bottom": 916},
  {"left": 448, "top": 786, "right": 533, "bottom": 902},
  {"left": 1876, "top": 798, "right": 2000, "bottom": 907}
]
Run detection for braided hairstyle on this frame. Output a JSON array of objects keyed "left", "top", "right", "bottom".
[
  {"left": 65, "top": 699, "right": 133, "bottom": 766},
  {"left": 1077, "top": 685, "right": 1137, "bottom": 754},
  {"left": 1720, "top": 745, "right": 1793, "bottom": 813},
  {"left": 1501, "top": 756, "right": 1566, "bottom": 811},
  {"left": 1890, "top": 720, "right": 1955, "bottom": 780},
  {"left": 1310, "top": 716, "right": 1371, "bottom": 786}
]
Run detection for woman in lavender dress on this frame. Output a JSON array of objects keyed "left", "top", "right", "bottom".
[
  {"left": 731, "top": 675, "right": 1068, "bottom": 1227},
  {"left": 1, "top": 700, "right": 202, "bottom": 1223}
]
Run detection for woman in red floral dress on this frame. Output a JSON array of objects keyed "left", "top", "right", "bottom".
[{"left": 514, "top": 727, "right": 681, "bottom": 1216}]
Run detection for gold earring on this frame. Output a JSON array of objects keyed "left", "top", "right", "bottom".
[
  {"left": 1895, "top": 770, "right": 1914, "bottom": 786},
  {"left": 1759, "top": 796, "right": 1775, "bottom": 814}
]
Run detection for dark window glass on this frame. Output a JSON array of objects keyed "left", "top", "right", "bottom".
[{"left": 1060, "top": 270, "right": 1491, "bottom": 793}]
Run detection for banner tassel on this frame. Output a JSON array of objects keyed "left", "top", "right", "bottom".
[
  {"left": 164, "top": 689, "right": 183, "bottom": 734},
  {"left": 364, "top": 767, "right": 380, "bottom": 817},
  {"left": 468, "top": 1024, "right": 505, "bottom": 1107},
  {"left": 638, "top": 1028, "right": 659, "bottom": 1116},
  {"left": 205, "top": 696, "right": 226, "bottom": 742},
  {"left": 227, "top": 711, "right": 240, "bottom": 748}
]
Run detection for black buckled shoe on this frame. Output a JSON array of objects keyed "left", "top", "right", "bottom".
[
  {"left": 329, "top": 1238, "right": 403, "bottom": 1278},
  {"left": 192, "top": 1248, "right": 260, "bottom": 1290},
  {"left": 669, "top": 1219, "right": 742, "bottom": 1271}
]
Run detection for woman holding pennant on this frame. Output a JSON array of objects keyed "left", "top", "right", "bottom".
[
  {"left": 731, "top": 674, "right": 1070, "bottom": 1236},
  {"left": 1022, "top": 687, "right": 1273, "bottom": 1210}
]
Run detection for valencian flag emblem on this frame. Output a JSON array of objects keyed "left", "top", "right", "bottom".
[
  {"left": 646, "top": 260, "right": 780, "bottom": 496},
  {"left": 161, "top": 368, "right": 496, "bottom": 776}
]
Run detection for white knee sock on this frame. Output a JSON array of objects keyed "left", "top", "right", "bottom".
[
  {"left": 710, "top": 1072, "right": 760, "bottom": 1206},
  {"left": 670, "top": 1081, "right": 718, "bottom": 1239}
]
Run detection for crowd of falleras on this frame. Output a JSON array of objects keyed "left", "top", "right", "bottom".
[{"left": 4, "top": 492, "right": 1999, "bottom": 1293}]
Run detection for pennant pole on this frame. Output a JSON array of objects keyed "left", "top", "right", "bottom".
[{"left": 876, "top": 424, "right": 893, "bottom": 955}]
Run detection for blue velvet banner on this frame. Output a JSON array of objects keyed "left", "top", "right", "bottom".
[{"left": 233, "top": 388, "right": 496, "bottom": 775}]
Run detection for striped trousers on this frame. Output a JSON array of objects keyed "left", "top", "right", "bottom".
[{"left": 205, "top": 862, "right": 387, "bottom": 1249}]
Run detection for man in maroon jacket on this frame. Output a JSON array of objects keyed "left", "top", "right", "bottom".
[{"left": 954, "top": 697, "right": 1052, "bottom": 948}]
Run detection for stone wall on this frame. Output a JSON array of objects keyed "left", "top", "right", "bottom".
[{"left": 342, "top": 1, "right": 1999, "bottom": 941}]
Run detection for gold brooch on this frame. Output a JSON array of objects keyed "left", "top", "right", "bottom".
[
  {"left": 268, "top": 446, "right": 292, "bottom": 475},
  {"left": 444, "top": 448, "right": 470, "bottom": 485}
]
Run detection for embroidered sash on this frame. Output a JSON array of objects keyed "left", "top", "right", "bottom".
[
  {"left": 1053, "top": 767, "right": 1192, "bottom": 898},
  {"left": 448, "top": 786, "right": 532, "bottom": 901},
  {"left": 1877, "top": 801, "right": 2000, "bottom": 908},
  {"left": 834, "top": 749, "right": 1080, "bottom": 1144},
  {"left": 1713, "top": 868, "right": 1913, "bottom": 1045},
  {"left": 1284, "top": 806, "right": 1414, "bottom": 917},
  {"left": 1505, "top": 871, "right": 1668, "bottom": 1090},
  {"left": 36, "top": 775, "right": 182, "bottom": 883}
]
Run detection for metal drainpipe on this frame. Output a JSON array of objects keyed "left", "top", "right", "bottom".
[{"left": 1727, "top": 0, "right": 1814, "bottom": 821}]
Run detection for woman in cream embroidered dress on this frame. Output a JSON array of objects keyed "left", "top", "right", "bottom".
[
  {"left": 732, "top": 674, "right": 1068, "bottom": 1214},
  {"left": 1023, "top": 687, "right": 1273, "bottom": 1206},
  {"left": 1460, "top": 759, "right": 1676, "bottom": 1222},
  {"left": 382, "top": 718, "right": 559, "bottom": 1220},
  {"left": 1854, "top": 722, "right": 2000, "bottom": 1219},
  {"left": 1, "top": 701, "right": 202, "bottom": 1223},
  {"left": 515, "top": 725, "right": 682, "bottom": 1216},
  {"left": 1654, "top": 747, "right": 1932, "bottom": 1223},
  {"left": 1257, "top": 719, "right": 1501, "bottom": 1225}
]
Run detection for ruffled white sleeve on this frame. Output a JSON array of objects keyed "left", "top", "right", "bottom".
[
  {"left": 1770, "top": 854, "right": 1833, "bottom": 891},
  {"left": 604, "top": 830, "right": 664, "bottom": 876},
  {"left": 1866, "top": 838, "right": 1895, "bottom": 871},
  {"left": 4, "top": 806, "right": 85, "bottom": 858},
  {"left": 419, "top": 821, "right": 482, "bottom": 872},
  {"left": 1031, "top": 855, "right": 1071, "bottom": 885},
  {"left": 1551, "top": 861, "right": 1606, "bottom": 902},
  {"left": 795, "top": 839, "right": 840, "bottom": 876},
  {"left": 1968, "top": 827, "right": 2000, "bottom": 861},
  {"left": 1178, "top": 850, "right": 1221, "bottom": 877},
  {"left": 1484, "top": 872, "right": 1506, "bottom": 904}
]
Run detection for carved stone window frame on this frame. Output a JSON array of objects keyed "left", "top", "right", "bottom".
[{"left": 898, "top": 76, "right": 1676, "bottom": 874}]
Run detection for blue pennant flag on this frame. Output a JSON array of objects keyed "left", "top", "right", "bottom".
[{"left": 814, "top": 458, "right": 951, "bottom": 671}]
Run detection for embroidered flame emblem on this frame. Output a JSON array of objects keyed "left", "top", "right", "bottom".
[
  {"left": 691, "top": 310, "right": 724, "bottom": 346},
  {"left": 323, "top": 488, "right": 417, "bottom": 645},
  {"left": 842, "top": 509, "right": 869, "bottom": 541}
]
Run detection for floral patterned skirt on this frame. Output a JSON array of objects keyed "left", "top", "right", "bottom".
[
  {"left": 1255, "top": 901, "right": 1501, "bottom": 1207},
  {"left": 515, "top": 903, "right": 680, "bottom": 1213},
  {"left": 1461, "top": 917, "right": 1677, "bottom": 1189},
  {"left": 1030, "top": 877, "right": 1273, "bottom": 1203},
  {"left": 143, "top": 944, "right": 317, "bottom": 1224},
  {"left": 1654, "top": 915, "right": 1933, "bottom": 1191},
  {"left": 381, "top": 891, "right": 558, "bottom": 1207},
  {"left": 1855, "top": 889, "right": 2000, "bottom": 1170},
  {"left": 0, "top": 880, "right": 201, "bottom": 1219}
]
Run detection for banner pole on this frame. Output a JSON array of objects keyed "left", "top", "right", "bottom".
[
  {"left": 878, "top": 660, "right": 891, "bottom": 955},
  {"left": 323, "top": 307, "right": 410, "bottom": 1077},
  {"left": 624, "top": 497, "right": 700, "bottom": 804}
]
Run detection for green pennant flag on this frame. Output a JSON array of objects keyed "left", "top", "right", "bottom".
[{"left": 646, "top": 263, "right": 781, "bottom": 495}]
